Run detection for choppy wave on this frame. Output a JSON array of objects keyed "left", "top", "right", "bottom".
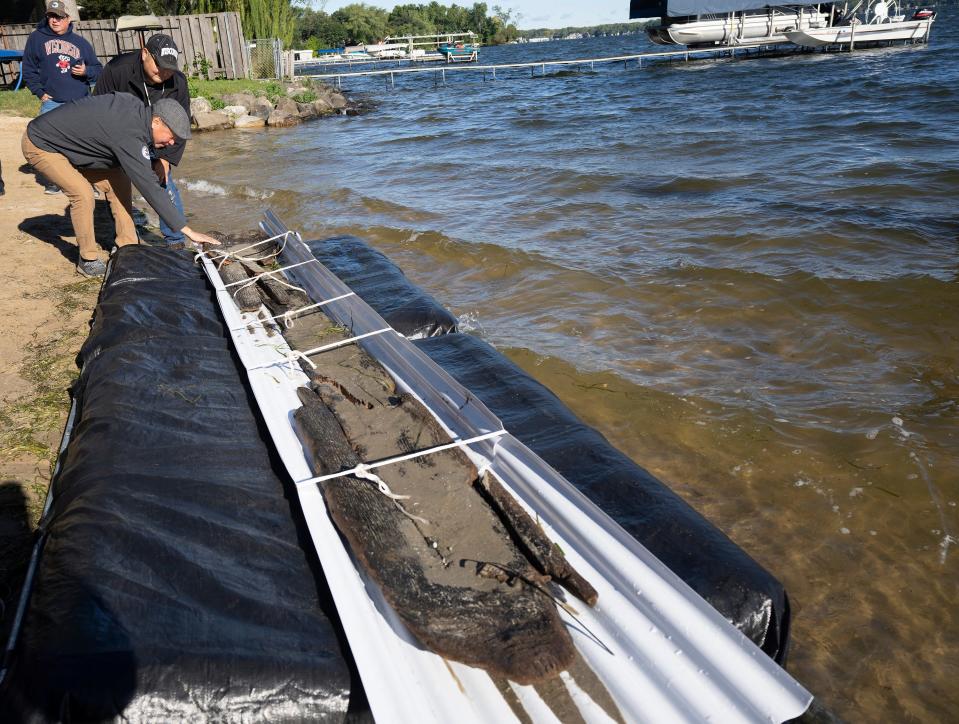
[{"left": 179, "top": 178, "right": 274, "bottom": 200}]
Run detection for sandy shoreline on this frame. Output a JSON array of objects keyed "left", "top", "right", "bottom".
[{"left": 0, "top": 114, "right": 104, "bottom": 644}]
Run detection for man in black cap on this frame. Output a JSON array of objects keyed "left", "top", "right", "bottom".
[
  {"left": 95, "top": 34, "right": 190, "bottom": 246},
  {"left": 22, "top": 93, "right": 219, "bottom": 278}
]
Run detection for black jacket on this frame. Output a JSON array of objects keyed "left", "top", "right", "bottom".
[
  {"left": 27, "top": 93, "right": 187, "bottom": 232},
  {"left": 94, "top": 51, "right": 190, "bottom": 166}
]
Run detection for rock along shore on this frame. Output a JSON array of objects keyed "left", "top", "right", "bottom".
[{"left": 190, "top": 81, "right": 371, "bottom": 132}]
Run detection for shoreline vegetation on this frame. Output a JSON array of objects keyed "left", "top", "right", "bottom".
[
  {"left": 22, "top": 0, "right": 650, "bottom": 57},
  {"left": 0, "top": 78, "right": 364, "bottom": 130}
]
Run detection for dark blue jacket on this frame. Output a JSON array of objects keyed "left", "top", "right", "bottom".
[{"left": 22, "top": 19, "right": 102, "bottom": 102}]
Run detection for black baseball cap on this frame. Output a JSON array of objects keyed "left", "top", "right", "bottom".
[{"left": 146, "top": 34, "right": 181, "bottom": 72}]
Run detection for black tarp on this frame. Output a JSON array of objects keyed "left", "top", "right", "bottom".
[
  {"left": 630, "top": 0, "right": 824, "bottom": 18},
  {"left": 0, "top": 246, "right": 355, "bottom": 722},
  {"left": 413, "top": 332, "right": 791, "bottom": 663},
  {"left": 305, "top": 236, "right": 457, "bottom": 338}
]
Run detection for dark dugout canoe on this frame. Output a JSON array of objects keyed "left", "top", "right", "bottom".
[{"left": 302, "top": 234, "right": 792, "bottom": 664}]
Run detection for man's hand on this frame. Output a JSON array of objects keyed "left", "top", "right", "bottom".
[
  {"left": 40, "top": 93, "right": 52, "bottom": 102},
  {"left": 70, "top": 62, "right": 86, "bottom": 77},
  {"left": 181, "top": 227, "right": 221, "bottom": 247}
]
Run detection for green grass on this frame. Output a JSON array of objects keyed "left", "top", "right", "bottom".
[
  {"left": 0, "top": 278, "right": 99, "bottom": 475},
  {"left": 0, "top": 89, "right": 40, "bottom": 118},
  {"left": 188, "top": 77, "right": 316, "bottom": 103},
  {"left": 1, "top": 78, "right": 321, "bottom": 119}
]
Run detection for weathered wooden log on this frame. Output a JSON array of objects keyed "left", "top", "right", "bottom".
[
  {"left": 319, "top": 467, "right": 577, "bottom": 684},
  {"left": 477, "top": 472, "right": 598, "bottom": 607},
  {"left": 239, "top": 259, "right": 309, "bottom": 314},
  {"left": 218, "top": 261, "right": 261, "bottom": 312},
  {"left": 283, "top": 298, "right": 580, "bottom": 684},
  {"left": 292, "top": 387, "right": 358, "bottom": 476}
]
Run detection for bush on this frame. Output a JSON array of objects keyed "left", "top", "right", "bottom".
[
  {"left": 210, "top": 97, "right": 226, "bottom": 111},
  {"left": 264, "top": 81, "right": 286, "bottom": 103},
  {"left": 292, "top": 91, "right": 317, "bottom": 103}
]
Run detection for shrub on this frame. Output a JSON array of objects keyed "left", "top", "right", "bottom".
[{"left": 264, "top": 81, "right": 285, "bottom": 103}]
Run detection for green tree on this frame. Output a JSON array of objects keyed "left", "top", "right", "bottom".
[
  {"left": 330, "top": 3, "right": 390, "bottom": 45},
  {"left": 387, "top": 4, "right": 435, "bottom": 37},
  {"left": 293, "top": 6, "right": 351, "bottom": 47},
  {"left": 245, "top": 0, "right": 296, "bottom": 45}
]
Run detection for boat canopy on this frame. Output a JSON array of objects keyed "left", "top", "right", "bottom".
[{"left": 630, "top": 0, "right": 826, "bottom": 17}]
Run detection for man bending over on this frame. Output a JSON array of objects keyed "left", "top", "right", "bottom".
[{"left": 22, "top": 93, "right": 219, "bottom": 278}]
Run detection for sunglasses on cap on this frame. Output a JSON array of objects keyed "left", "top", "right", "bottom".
[{"left": 46, "top": 13, "right": 68, "bottom": 20}]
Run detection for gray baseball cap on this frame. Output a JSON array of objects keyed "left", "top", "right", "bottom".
[
  {"left": 45, "top": 0, "right": 69, "bottom": 18},
  {"left": 152, "top": 98, "right": 192, "bottom": 141}
]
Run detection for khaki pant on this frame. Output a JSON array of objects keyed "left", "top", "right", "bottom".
[{"left": 22, "top": 132, "right": 138, "bottom": 262}]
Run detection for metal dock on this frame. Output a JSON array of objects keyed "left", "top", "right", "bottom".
[{"left": 298, "top": 45, "right": 812, "bottom": 88}]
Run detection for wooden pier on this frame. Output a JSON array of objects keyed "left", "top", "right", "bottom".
[{"left": 298, "top": 45, "right": 806, "bottom": 88}]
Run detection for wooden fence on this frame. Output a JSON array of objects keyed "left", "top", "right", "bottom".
[{"left": 0, "top": 12, "right": 249, "bottom": 83}]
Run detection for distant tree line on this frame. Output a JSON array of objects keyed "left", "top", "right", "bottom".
[
  {"left": 293, "top": 3, "right": 520, "bottom": 49},
  {"left": 519, "top": 21, "right": 654, "bottom": 39},
  {"left": 7, "top": 0, "right": 518, "bottom": 49}
]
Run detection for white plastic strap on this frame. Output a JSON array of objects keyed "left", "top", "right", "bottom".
[
  {"left": 245, "top": 328, "right": 395, "bottom": 372},
  {"left": 203, "top": 230, "right": 294, "bottom": 264},
  {"left": 248, "top": 348, "right": 317, "bottom": 373},
  {"left": 297, "top": 327, "right": 396, "bottom": 358},
  {"left": 296, "top": 429, "right": 507, "bottom": 487},
  {"left": 222, "top": 259, "right": 317, "bottom": 288},
  {"left": 229, "top": 292, "right": 357, "bottom": 332}
]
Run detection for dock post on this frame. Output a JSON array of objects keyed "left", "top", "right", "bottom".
[
  {"left": 442, "top": 68, "right": 446, "bottom": 84},
  {"left": 639, "top": 57, "right": 642, "bottom": 68},
  {"left": 492, "top": 67, "right": 496, "bottom": 80},
  {"left": 390, "top": 71, "right": 394, "bottom": 89},
  {"left": 542, "top": 63, "right": 545, "bottom": 76}
]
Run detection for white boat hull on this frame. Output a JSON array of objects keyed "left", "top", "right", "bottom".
[
  {"left": 648, "top": 8, "right": 830, "bottom": 47},
  {"left": 785, "top": 18, "right": 933, "bottom": 46}
]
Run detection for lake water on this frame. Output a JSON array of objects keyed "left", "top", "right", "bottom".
[{"left": 177, "top": 15, "right": 959, "bottom": 721}]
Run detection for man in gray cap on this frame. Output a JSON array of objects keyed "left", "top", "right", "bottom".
[{"left": 22, "top": 93, "right": 219, "bottom": 278}]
